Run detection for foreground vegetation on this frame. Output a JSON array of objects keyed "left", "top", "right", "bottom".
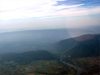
[{"left": 0, "top": 60, "right": 76, "bottom": 75}]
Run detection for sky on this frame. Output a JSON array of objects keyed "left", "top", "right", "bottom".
[{"left": 0, "top": 0, "right": 100, "bottom": 32}]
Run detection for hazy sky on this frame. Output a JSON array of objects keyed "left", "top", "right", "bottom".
[{"left": 0, "top": 0, "right": 100, "bottom": 32}]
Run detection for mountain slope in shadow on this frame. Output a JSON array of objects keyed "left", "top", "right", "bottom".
[
  {"left": 51, "top": 34, "right": 100, "bottom": 58},
  {"left": 0, "top": 50, "right": 56, "bottom": 63}
]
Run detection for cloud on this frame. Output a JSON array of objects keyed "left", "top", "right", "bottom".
[
  {"left": 0, "top": 0, "right": 100, "bottom": 20},
  {"left": 0, "top": 0, "right": 100, "bottom": 32}
]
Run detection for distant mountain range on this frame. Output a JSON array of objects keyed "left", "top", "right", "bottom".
[{"left": 0, "top": 28, "right": 100, "bottom": 55}]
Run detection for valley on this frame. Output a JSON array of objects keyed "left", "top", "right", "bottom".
[{"left": 0, "top": 32, "right": 100, "bottom": 75}]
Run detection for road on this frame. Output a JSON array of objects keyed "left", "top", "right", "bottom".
[{"left": 60, "top": 58, "right": 84, "bottom": 75}]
